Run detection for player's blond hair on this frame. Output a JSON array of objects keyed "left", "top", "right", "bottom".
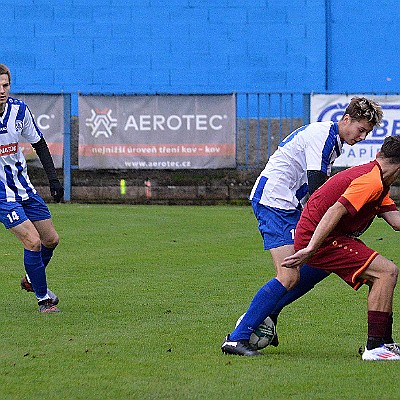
[
  {"left": 344, "top": 97, "right": 383, "bottom": 128},
  {"left": 0, "top": 64, "right": 11, "bottom": 84}
]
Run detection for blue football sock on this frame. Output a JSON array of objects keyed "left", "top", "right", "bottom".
[
  {"left": 230, "top": 278, "right": 287, "bottom": 341},
  {"left": 41, "top": 245, "right": 54, "bottom": 267},
  {"left": 24, "top": 249, "right": 48, "bottom": 299},
  {"left": 270, "top": 265, "right": 329, "bottom": 316}
]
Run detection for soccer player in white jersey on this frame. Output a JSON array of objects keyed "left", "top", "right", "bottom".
[
  {"left": 0, "top": 64, "right": 64, "bottom": 313},
  {"left": 222, "top": 97, "right": 383, "bottom": 356}
]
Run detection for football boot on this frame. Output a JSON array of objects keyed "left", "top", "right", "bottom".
[
  {"left": 221, "top": 335, "right": 263, "bottom": 356},
  {"left": 362, "top": 345, "right": 400, "bottom": 361}
]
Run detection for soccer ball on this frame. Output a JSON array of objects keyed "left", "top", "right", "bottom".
[{"left": 235, "top": 313, "right": 276, "bottom": 350}]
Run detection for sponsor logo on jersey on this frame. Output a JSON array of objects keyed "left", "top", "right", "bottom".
[
  {"left": 15, "top": 120, "right": 23, "bottom": 132},
  {"left": 0, "top": 143, "right": 18, "bottom": 156}
]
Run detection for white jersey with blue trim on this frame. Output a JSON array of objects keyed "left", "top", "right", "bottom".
[
  {"left": 0, "top": 97, "right": 42, "bottom": 202},
  {"left": 249, "top": 121, "right": 342, "bottom": 210}
]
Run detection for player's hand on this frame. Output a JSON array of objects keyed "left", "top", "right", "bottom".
[
  {"left": 50, "top": 179, "right": 64, "bottom": 203},
  {"left": 281, "top": 248, "right": 313, "bottom": 269}
]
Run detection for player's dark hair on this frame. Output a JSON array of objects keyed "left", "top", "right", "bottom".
[
  {"left": 344, "top": 97, "right": 383, "bottom": 128},
  {"left": 379, "top": 136, "right": 400, "bottom": 164},
  {"left": 0, "top": 64, "right": 11, "bottom": 84}
]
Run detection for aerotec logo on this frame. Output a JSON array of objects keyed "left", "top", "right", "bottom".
[{"left": 85, "top": 108, "right": 117, "bottom": 138}]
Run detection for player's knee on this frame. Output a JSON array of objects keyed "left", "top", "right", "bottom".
[
  {"left": 390, "top": 263, "right": 399, "bottom": 282},
  {"left": 24, "top": 235, "right": 42, "bottom": 251},
  {"left": 277, "top": 270, "right": 300, "bottom": 290},
  {"left": 43, "top": 233, "right": 60, "bottom": 249},
  {"left": 382, "top": 261, "right": 398, "bottom": 283},
  {"left": 290, "top": 274, "right": 301, "bottom": 290}
]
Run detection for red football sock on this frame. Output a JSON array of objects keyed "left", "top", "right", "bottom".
[
  {"left": 366, "top": 311, "right": 390, "bottom": 350},
  {"left": 384, "top": 313, "right": 394, "bottom": 343}
]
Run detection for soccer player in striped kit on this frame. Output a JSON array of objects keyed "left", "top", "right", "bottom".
[
  {"left": 222, "top": 96, "right": 383, "bottom": 356},
  {"left": 0, "top": 64, "right": 63, "bottom": 312},
  {"left": 282, "top": 135, "right": 400, "bottom": 360}
]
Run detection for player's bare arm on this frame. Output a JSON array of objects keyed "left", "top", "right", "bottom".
[
  {"left": 282, "top": 202, "right": 348, "bottom": 269},
  {"left": 380, "top": 210, "right": 400, "bottom": 231}
]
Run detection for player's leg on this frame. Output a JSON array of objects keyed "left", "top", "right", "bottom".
[
  {"left": 24, "top": 193, "right": 59, "bottom": 267},
  {"left": 29, "top": 219, "right": 60, "bottom": 305},
  {"left": 267, "top": 264, "right": 329, "bottom": 346},
  {"left": 222, "top": 204, "right": 300, "bottom": 355},
  {"left": 270, "top": 265, "right": 329, "bottom": 317},
  {"left": 312, "top": 236, "right": 400, "bottom": 360},
  {"left": 230, "top": 244, "right": 298, "bottom": 337},
  {"left": 21, "top": 219, "right": 59, "bottom": 284},
  {"left": 256, "top": 202, "right": 330, "bottom": 313},
  {"left": 358, "top": 255, "right": 399, "bottom": 359},
  {"left": 222, "top": 245, "right": 300, "bottom": 356},
  {"left": 19, "top": 195, "right": 60, "bottom": 306},
  {"left": 32, "top": 218, "right": 60, "bottom": 266},
  {"left": 256, "top": 202, "right": 329, "bottom": 345},
  {"left": 0, "top": 200, "right": 55, "bottom": 311},
  {"left": 11, "top": 220, "right": 45, "bottom": 293},
  {"left": 9, "top": 219, "right": 58, "bottom": 311}
]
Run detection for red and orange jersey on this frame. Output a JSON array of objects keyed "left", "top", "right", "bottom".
[
  {"left": 338, "top": 164, "right": 395, "bottom": 215},
  {"left": 300, "top": 160, "right": 397, "bottom": 238}
]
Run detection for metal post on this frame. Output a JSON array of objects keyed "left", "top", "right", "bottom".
[
  {"left": 63, "top": 93, "right": 71, "bottom": 202},
  {"left": 303, "top": 93, "right": 311, "bottom": 125},
  {"left": 325, "top": 0, "right": 332, "bottom": 91}
]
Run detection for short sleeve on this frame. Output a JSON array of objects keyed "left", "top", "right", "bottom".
[{"left": 21, "top": 105, "right": 43, "bottom": 144}]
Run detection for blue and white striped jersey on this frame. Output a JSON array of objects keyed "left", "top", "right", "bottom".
[
  {"left": 0, "top": 97, "right": 43, "bottom": 202},
  {"left": 249, "top": 121, "right": 342, "bottom": 210}
]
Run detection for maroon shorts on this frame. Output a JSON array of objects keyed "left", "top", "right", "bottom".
[{"left": 295, "top": 235, "right": 378, "bottom": 290}]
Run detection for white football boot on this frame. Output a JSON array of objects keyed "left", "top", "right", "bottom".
[{"left": 362, "top": 344, "right": 400, "bottom": 361}]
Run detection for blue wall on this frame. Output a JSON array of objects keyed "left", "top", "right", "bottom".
[{"left": 1, "top": 0, "right": 399, "bottom": 96}]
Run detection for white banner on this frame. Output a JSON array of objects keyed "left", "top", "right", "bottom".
[
  {"left": 78, "top": 94, "right": 236, "bottom": 169},
  {"left": 311, "top": 94, "right": 400, "bottom": 166},
  {"left": 11, "top": 93, "right": 64, "bottom": 168}
]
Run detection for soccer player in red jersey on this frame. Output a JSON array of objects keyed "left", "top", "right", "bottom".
[
  {"left": 282, "top": 135, "right": 400, "bottom": 360},
  {"left": 222, "top": 97, "right": 383, "bottom": 356}
]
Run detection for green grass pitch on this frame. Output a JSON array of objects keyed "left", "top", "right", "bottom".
[{"left": 0, "top": 204, "right": 399, "bottom": 399}]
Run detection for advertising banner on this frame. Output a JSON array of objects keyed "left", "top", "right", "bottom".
[
  {"left": 311, "top": 94, "right": 400, "bottom": 167},
  {"left": 78, "top": 94, "right": 236, "bottom": 169},
  {"left": 11, "top": 94, "right": 64, "bottom": 168}
]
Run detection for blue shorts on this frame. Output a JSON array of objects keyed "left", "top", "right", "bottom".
[
  {"left": 0, "top": 193, "right": 51, "bottom": 229},
  {"left": 252, "top": 201, "right": 300, "bottom": 250}
]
